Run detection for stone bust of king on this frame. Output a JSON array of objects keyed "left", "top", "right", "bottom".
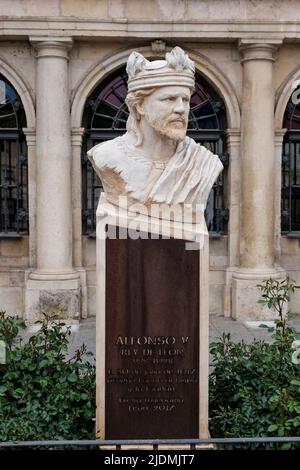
[{"left": 88, "top": 47, "right": 223, "bottom": 218}]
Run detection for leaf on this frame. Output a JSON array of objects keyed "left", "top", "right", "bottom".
[
  {"left": 39, "top": 379, "right": 48, "bottom": 387},
  {"left": 39, "top": 359, "right": 48, "bottom": 368},
  {"left": 12, "top": 388, "right": 24, "bottom": 398},
  {"left": 290, "top": 380, "right": 300, "bottom": 386},
  {"left": 67, "top": 374, "right": 78, "bottom": 383},
  {"left": 268, "top": 424, "right": 278, "bottom": 432}
]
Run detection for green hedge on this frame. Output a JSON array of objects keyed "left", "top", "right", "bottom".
[
  {"left": 0, "top": 311, "right": 95, "bottom": 442},
  {"left": 209, "top": 278, "right": 300, "bottom": 450}
]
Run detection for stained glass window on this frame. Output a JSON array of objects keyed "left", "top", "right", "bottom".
[
  {"left": 282, "top": 88, "right": 300, "bottom": 233},
  {"left": 0, "top": 74, "right": 28, "bottom": 235}
]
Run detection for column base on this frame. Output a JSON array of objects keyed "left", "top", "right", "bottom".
[
  {"left": 25, "top": 270, "right": 81, "bottom": 322},
  {"left": 231, "top": 267, "right": 286, "bottom": 320},
  {"left": 29, "top": 269, "right": 80, "bottom": 281}
]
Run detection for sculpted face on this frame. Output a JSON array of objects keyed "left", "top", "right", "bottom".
[{"left": 138, "top": 85, "right": 191, "bottom": 142}]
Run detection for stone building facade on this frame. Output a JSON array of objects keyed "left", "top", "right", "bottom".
[{"left": 1, "top": 0, "right": 300, "bottom": 320}]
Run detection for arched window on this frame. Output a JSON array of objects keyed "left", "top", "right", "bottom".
[
  {"left": 282, "top": 89, "right": 300, "bottom": 233},
  {"left": 0, "top": 74, "right": 28, "bottom": 235},
  {"left": 82, "top": 67, "right": 228, "bottom": 236}
]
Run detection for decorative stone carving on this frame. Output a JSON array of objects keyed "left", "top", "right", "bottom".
[{"left": 88, "top": 47, "right": 223, "bottom": 218}]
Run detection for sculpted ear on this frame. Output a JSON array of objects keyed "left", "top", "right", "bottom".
[{"left": 135, "top": 100, "right": 145, "bottom": 116}]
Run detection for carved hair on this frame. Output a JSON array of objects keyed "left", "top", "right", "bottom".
[{"left": 125, "top": 88, "right": 155, "bottom": 146}]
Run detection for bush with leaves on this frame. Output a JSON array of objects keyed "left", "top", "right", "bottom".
[
  {"left": 209, "top": 278, "right": 300, "bottom": 449},
  {"left": 0, "top": 311, "right": 95, "bottom": 442}
]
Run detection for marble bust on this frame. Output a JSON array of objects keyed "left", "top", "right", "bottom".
[{"left": 88, "top": 47, "right": 223, "bottom": 218}]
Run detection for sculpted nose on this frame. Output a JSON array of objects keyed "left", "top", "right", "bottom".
[{"left": 173, "top": 97, "right": 185, "bottom": 114}]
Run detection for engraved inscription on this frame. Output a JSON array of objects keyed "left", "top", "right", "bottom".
[{"left": 107, "top": 334, "right": 198, "bottom": 415}]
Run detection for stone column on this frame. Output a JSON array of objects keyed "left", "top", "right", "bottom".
[
  {"left": 225, "top": 129, "right": 241, "bottom": 268},
  {"left": 25, "top": 37, "right": 80, "bottom": 322},
  {"left": 274, "top": 129, "right": 287, "bottom": 262},
  {"left": 223, "top": 128, "right": 241, "bottom": 317},
  {"left": 71, "top": 127, "right": 87, "bottom": 318},
  {"left": 232, "top": 40, "right": 285, "bottom": 320},
  {"left": 23, "top": 127, "right": 36, "bottom": 268},
  {"left": 71, "top": 127, "right": 85, "bottom": 268}
]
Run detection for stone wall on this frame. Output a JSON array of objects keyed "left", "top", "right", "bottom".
[{"left": 1, "top": 0, "right": 300, "bottom": 22}]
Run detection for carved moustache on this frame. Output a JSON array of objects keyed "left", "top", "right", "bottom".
[{"left": 166, "top": 116, "right": 187, "bottom": 126}]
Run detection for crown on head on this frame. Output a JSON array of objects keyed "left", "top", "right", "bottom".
[{"left": 126, "top": 46, "right": 195, "bottom": 93}]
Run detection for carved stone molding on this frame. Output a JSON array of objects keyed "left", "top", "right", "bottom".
[
  {"left": 238, "top": 39, "right": 283, "bottom": 63},
  {"left": 30, "top": 36, "right": 73, "bottom": 60}
]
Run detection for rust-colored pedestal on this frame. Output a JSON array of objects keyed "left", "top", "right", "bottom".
[
  {"left": 105, "top": 236, "right": 199, "bottom": 439},
  {"left": 96, "top": 195, "right": 209, "bottom": 441}
]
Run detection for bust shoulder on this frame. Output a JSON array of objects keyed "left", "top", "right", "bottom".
[{"left": 87, "top": 136, "right": 123, "bottom": 169}]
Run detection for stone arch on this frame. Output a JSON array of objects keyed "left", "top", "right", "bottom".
[
  {"left": 0, "top": 57, "right": 35, "bottom": 128},
  {"left": 71, "top": 45, "right": 240, "bottom": 129},
  {"left": 275, "top": 65, "right": 300, "bottom": 129},
  {"left": 185, "top": 47, "right": 240, "bottom": 129}
]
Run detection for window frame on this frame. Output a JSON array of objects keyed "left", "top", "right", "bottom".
[
  {"left": 0, "top": 75, "right": 28, "bottom": 237},
  {"left": 281, "top": 130, "right": 300, "bottom": 236}
]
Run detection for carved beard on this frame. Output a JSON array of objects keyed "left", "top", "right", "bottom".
[{"left": 144, "top": 112, "right": 187, "bottom": 142}]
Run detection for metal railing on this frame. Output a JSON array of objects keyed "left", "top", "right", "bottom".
[{"left": 1, "top": 436, "right": 300, "bottom": 449}]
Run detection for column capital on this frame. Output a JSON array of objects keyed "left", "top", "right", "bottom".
[
  {"left": 23, "top": 127, "right": 36, "bottom": 145},
  {"left": 71, "top": 127, "right": 85, "bottom": 146},
  {"left": 238, "top": 39, "right": 283, "bottom": 63},
  {"left": 225, "top": 128, "right": 241, "bottom": 146},
  {"left": 275, "top": 128, "right": 287, "bottom": 145},
  {"left": 30, "top": 36, "right": 73, "bottom": 59}
]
